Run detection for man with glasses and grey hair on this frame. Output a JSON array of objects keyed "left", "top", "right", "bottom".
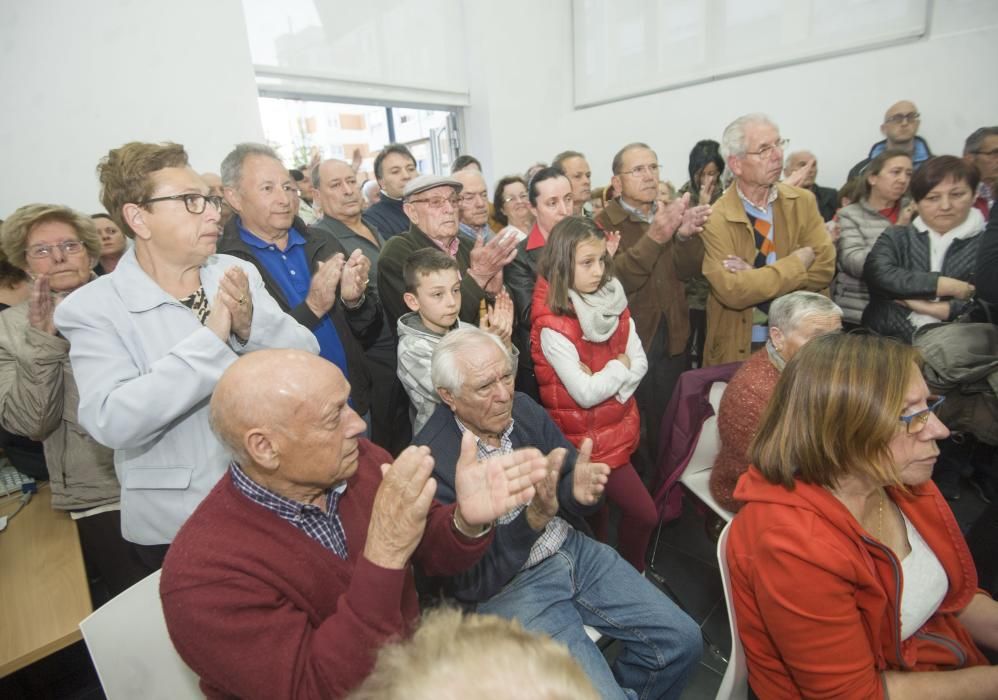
[
  {"left": 594, "top": 142, "right": 711, "bottom": 478},
  {"left": 700, "top": 114, "right": 835, "bottom": 366},
  {"left": 377, "top": 174, "right": 519, "bottom": 330},
  {"left": 964, "top": 126, "right": 998, "bottom": 217},
  {"left": 849, "top": 100, "right": 934, "bottom": 179}
]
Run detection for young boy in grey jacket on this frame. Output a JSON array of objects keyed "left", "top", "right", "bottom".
[{"left": 397, "top": 248, "right": 514, "bottom": 433}]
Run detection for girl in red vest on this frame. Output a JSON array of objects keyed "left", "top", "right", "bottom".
[{"left": 530, "top": 216, "right": 656, "bottom": 571}]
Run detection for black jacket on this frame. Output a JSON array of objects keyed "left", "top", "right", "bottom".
[
  {"left": 218, "top": 216, "right": 382, "bottom": 413},
  {"left": 862, "top": 222, "right": 980, "bottom": 342},
  {"left": 415, "top": 393, "right": 599, "bottom": 604},
  {"left": 977, "top": 202, "right": 998, "bottom": 306}
]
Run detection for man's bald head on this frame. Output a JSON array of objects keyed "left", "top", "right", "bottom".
[
  {"left": 211, "top": 350, "right": 325, "bottom": 460},
  {"left": 211, "top": 349, "right": 366, "bottom": 498},
  {"left": 881, "top": 100, "right": 921, "bottom": 148}
]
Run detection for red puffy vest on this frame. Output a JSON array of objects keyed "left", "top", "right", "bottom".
[{"left": 530, "top": 277, "right": 640, "bottom": 468}]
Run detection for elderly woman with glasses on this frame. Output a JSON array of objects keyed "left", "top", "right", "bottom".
[
  {"left": 0, "top": 205, "right": 151, "bottom": 594},
  {"left": 709, "top": 291, "right": 842, "bottom": 513},
  {"left": 492, "top": 175, "right": 534, "bottom": 241},
  {"left": 727, "top": 333, "right": 998, "bottom": 699},
  {"left": 53, "top": 142, "right": 317, "bottom": 569}
]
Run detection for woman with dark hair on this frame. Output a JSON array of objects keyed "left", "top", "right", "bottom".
[
  {"left": 729, "top": 333, "right": 998, "bottom": 699},
  {"left": 863, "top": 155, "right": 982, "bottom": 341},
  {"left": 91, "top": 212, "right": 128, "bottom": 274},
  {"left": 492, "top": 175, "right": 534, "bottom": 239},
  {"left": 833, "top": 149, "right": 915, "bottom": 326},
  {"left": 678, "top": 140, "right": 724, "bottom": 366}
]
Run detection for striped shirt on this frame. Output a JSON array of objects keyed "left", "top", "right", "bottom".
[
  {"left": 229, "top": 462, "right": 349, "bottom": 558},
  {"left": 455, "top": 418, "right": 569, "bottom": 569}
]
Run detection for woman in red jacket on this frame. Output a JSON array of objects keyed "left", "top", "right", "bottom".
[
  {"left": 728, "top": 333, "right": 998, "bottom": 699},
  {"left": 530, "top": 216, "right": 656, "bottom": 571}
]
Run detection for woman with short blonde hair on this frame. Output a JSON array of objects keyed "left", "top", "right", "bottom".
[{"left": 728, "top": 332, "right": 998, "bottom": 699}]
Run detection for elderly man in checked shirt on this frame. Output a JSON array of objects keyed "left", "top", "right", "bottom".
[
  {"left": 415, "top": 328, "right": 702, "bottom": 700},
  {"left": 159, "top": 349, "right": 551, "bottom": 700}
]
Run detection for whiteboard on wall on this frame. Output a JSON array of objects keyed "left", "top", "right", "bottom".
[{"left": 572, "top": 0, "right": 930, "bottom": 108}]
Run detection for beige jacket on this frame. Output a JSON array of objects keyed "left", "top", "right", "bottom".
[
  {"left": 0, "top": 302, "right": 119, "bottom": 510},
  {"left": 701, "top": 183, "right": 835, "bottom": 365}
]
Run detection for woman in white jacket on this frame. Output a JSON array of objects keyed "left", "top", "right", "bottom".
[{"left": 55, "top": 142, "right": 318, "bottom": 567}]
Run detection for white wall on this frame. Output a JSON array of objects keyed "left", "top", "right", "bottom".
[
  {"left": 2, "top": 0, "right": 996, "bottom": 218},
  {"left": 464, "top": 0, "right": 998, "bottom": 191},
  {"left": 0, "top": 0, "right": 264, "bottom": 216}
]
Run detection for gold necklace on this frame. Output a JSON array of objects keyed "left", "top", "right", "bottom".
[{"left": 877, "top": 488, "right": 885, "bottom": 541}]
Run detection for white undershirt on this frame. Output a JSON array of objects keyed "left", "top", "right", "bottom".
[
  {"left": 538, "top": 318, "right": 647, "bottom": 408},
  {"left": 899, "top": 512, "right": 948, "bottom": 640}
]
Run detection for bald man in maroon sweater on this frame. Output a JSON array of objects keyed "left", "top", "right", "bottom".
[{"left": 160, "top": 350, "right": 548, "bottom": 699}]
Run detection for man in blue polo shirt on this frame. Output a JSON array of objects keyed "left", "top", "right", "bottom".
[{"left": 218, "top": 143, "right": 383, "bottom": 419}]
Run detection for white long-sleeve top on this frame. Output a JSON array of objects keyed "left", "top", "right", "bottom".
[{"left": 539, "top": 317, "right": 647, "bottom": 409}]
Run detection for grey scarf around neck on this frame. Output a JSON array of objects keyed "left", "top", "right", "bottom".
[{"left": 568, "top": 277, "right": 628, "bottom": 342}]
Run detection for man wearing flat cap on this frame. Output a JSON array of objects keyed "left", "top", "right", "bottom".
[{"left": 378, "top": 174, "right": 519, "bottom": 329}]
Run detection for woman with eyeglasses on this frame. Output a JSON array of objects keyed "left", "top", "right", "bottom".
[
  {"left": 727, "top": 332, "right": 998, "bottom": 699},
  {"left": 52, "top": 142, "right": 317, "bottom": 569},
  {"left": 492, "top": 175, "right": 534, "bottom": 242},
  {"left": 0, "top": 205, "right": 151, "bottom": 595}
]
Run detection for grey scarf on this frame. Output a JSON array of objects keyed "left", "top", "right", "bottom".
[{"left": 568, "top": 278, "right": 628, "bottom": 342}]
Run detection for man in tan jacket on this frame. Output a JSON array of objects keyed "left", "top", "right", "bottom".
[{"left": 701, "top": 115, "right": 835, "bottom": 366}]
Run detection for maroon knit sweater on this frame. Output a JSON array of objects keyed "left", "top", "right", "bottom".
[
  {"left": 708, "top": 349, "right": 780, "bottom": 513},
  {"left": 160, "top": 439, "right": 493, "bottom": 699}
]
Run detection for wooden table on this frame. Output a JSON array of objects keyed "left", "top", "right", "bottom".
[{"left": 0, "top": 484, "right": 93, "bottom": 677}]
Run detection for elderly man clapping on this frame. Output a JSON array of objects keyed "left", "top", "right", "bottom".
[{"left": 160, "top": 349, "right": 549, "bottom": 699}]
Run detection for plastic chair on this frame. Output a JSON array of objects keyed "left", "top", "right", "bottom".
[
  {"left": 79, "top": 570, "right": 203, "bottom": 699},
  {"left": 678, "top": 381, "right": 734, "bottom": 522},
  {"left": 715, "top": 521, "right": 748, "bottom": 700}
]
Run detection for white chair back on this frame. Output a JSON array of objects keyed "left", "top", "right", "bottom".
[
  {"left": 715, "top": 522, "right": 748, "bottom": 700},
  {"left": 79, "top": 570, "right": 203, "bottom": 699},
  {"left": 679, "top": 381, "right": 733, "bottom": 521}
]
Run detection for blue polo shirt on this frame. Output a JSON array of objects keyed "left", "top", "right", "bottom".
[{"left": 238, "top": 222, "right": 348, "bottom": 377}]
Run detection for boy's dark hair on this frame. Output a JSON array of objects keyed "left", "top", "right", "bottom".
[
  {"left": 537, "top": 216, "right": 613, "bottom": 315},
  {"left": 403, "top": 248, "right": 460, "bottom": 294}
]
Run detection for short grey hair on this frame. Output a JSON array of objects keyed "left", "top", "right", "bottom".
[
  {"left": 220, "top": 143, "right": 281, "bottom": 189},
  {"left": 783, "top": 149, "right": 814, "bottom": 172},
  {"left": 362, "top": 180, "right": 380, "bottom": 201},
  {"left": 721, "top": 113, "right": 778, "bottom": 161},
  {"left": 768, "top": 291, "right": 842, "bottom": 332},
  {"left": 431, "top": 327, "right": 512, "bottom": 396}
]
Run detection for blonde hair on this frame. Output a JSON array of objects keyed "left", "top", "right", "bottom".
[
  {"left": 348, "top": 609, "right": 599, "bottom": 700},
  {"left": 0, "top": 204, "right": 101, "bottom": 270},
  {"left": 97, "top": 141, "right": 189, "bottom": 238},
  {"left": 749, "top": 333, "right": 921, "bottom": 490}
]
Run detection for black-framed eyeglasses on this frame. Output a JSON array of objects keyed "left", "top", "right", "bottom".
[
  {"left": 407, "top": 195, "right": 459, "bottom": 209},
  {"left": 884, "top": 112, "right": 920, "bottom": 125},
  {"left": 136, "top": 193, "right": 223, "bottom": 215},
  {"left": 899, "top": 395, "right": 945, "bottom": 434},
  {"left": 26, "top": 240, "right": 86, "bottom": 259},
  {"left": 745, "top": 139, "right": 789, "bottom": 159}
]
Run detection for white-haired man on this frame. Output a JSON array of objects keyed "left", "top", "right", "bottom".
[
  {"left": 416, "top": 327, "right": 702, "bottom": 700},
  {"left": 700, "top": 114, "right": 835, "bottom": 366}
]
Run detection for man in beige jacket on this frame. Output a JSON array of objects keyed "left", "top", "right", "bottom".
[{"left": 701, "top": 114, "right": 835, "bottom": 366}]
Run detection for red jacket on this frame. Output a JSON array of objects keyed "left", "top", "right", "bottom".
[
  {"left": 530, "top": 277, "right": 639, "bottom": 467},
  {"left": 728, "top": 466, "right": 989, "bottom": 699}
]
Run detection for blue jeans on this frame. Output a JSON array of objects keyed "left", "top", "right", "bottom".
[{"left": 476, "top": 529, "right": 701, "bottom": 700}]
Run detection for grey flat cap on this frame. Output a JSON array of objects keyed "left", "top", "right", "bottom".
[{"left": 403, "top": 174, "right": 463, "bottom": 199}]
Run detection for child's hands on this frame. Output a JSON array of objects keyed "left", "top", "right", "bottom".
[
  {"left": 616, "top": 353, "right": 631, "bottom": 369},
  {"left": 480, "top": 288, "right": 514, "bottom": 348}
]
